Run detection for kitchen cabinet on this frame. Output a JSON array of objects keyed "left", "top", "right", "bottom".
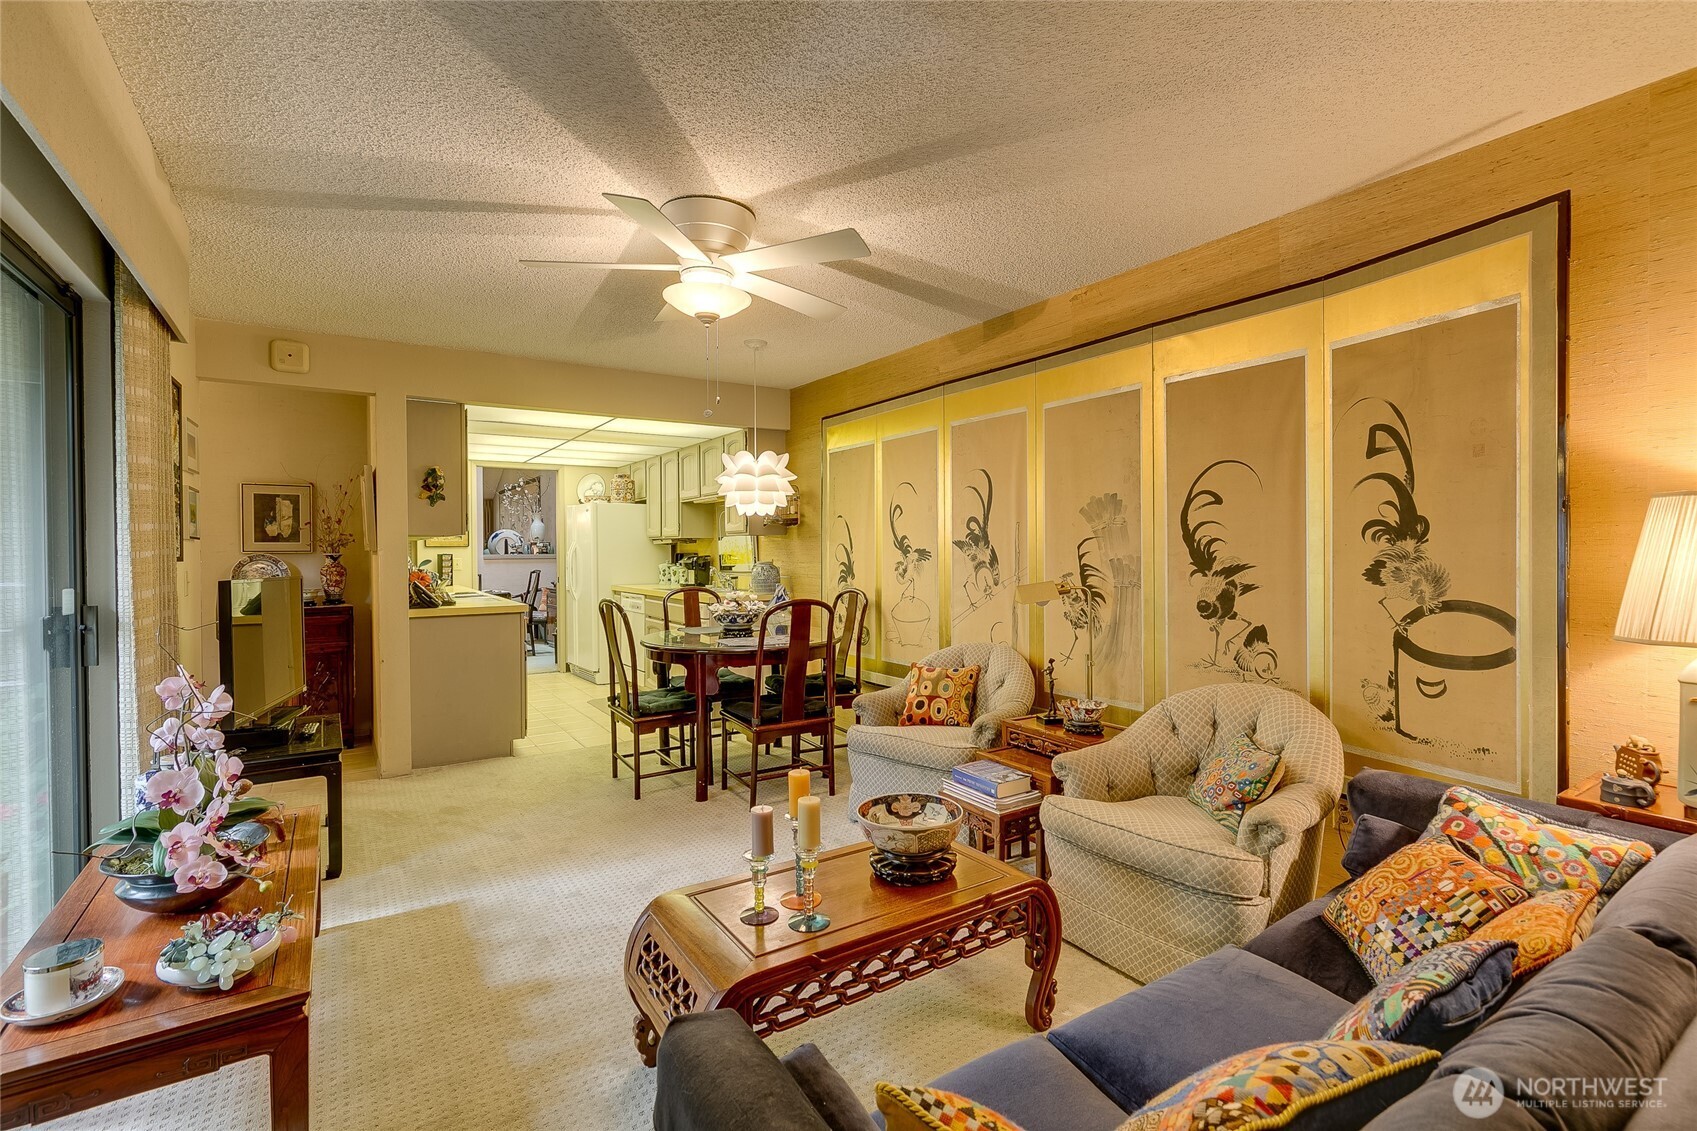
[
  {"left": 696, "top": 438, "right": 723, "bottom": 500},
  {"left": 659, "top": 451, "right": 680, "bottom": 537},
  {"left": 407, "top": 398, "right": 468, "bottom": 538},
  {"left": 679, "top": 443, "right": 701, "bottom": 500},
  {"left": 643, "top": 456, "right": 662, "bottom": 538},
  {"left": 630, "top": 460, "right": 647, "bottom": 501}
]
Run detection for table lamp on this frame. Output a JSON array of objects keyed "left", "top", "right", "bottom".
[
  {"left": 1612, "top": 491, "right": 1697, "bottom": 804},
  {"left": 1016, "top": 580, "right": 1095, "bottom": 702}
]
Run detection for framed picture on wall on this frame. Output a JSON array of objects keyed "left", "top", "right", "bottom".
[
  {"left": 241, "top": 482, "right": 315, "bottom": 553},
  {"left": 186, "top": 486, "right": 200, "bottom": 541},
  {"left": 183, "top": 418, "right": 200, "bottom": 475}
]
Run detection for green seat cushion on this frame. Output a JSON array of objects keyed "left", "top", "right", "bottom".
[
  {"left": 716, "top": 669, "right": 757, "bottom": 698},
  {"left": 722, "top": 697, "right": 833, "bottom": 726},
  {"left": 634, "top": 687, "right": 697, "bottom": 716}
]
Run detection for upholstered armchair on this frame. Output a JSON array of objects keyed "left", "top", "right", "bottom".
[
  {"left": 1043, "top": 683, "right": 1343, "bottom": 984},
  {"left": 846, "top": 643, "right": 1036, "bottom": 812}
]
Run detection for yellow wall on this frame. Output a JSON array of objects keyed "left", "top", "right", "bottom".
[
  {"left": 765, "top": 70, "right": 1697, "bottom": 787},
  {"left": 199, "top": 382, "right": 376, "bottom": 737}
]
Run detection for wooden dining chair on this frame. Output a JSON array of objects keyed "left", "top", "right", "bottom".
[
  {"left": 598, "top": 599, "right": 698, "bottom": 800},
  {"left": 766, "top": 587, "right": 868, "bottom": 710},
  {"left": 720, "top": 599, "right": 837, "bottom": 807},
  {"left": 520, "top": 569, "right": 544, "bottom": 656}
]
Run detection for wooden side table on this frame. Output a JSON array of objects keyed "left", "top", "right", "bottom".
[
  {"left": 1002, "top": 714, "right": 1124, "bottom": 760},
  {"left": 1, "top": 808, "right": 320, "bottom": 1131},
  {"left": 951, "top": 786, "right": 1046, "bottom": 874},
  {"left": 1557, "top": 771, "right": 1697, "bottom": 836}
]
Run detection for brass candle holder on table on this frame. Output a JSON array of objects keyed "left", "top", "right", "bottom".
[
  {"left": 787, "top": 848, "right": 828, "bottom": 934},
  {"left": 740, "top": 852, "right": 778, "bottom": 926}
]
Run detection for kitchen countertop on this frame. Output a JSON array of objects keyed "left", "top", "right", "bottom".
[
  {"left": 408, "top": 589, "right": 528, "bottom": 619},
  {"left": 609, "top": 583, "right": 673, "bottom": 599}
]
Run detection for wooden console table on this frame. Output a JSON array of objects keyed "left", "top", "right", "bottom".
[
  {"left": 0, "top": 808, "right": 320, "bottom": 1130},
  {"left": 624, "top": 842, "right": 1060, "bottom": 1066}
]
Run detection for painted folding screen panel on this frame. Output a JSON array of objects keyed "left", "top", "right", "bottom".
[
  {"left": 949, "top": 410, "right": 1027, "bottom": 651},
  {"left": 1165, "top": 358, "right": 1307, "bottom": 694},
  {"left": 825, "top": 441, "right": 878, "bottom": 650},
  {"left": 880, "top": 429, "right": 941, "bottom": 666},
  {"left": 1330, "top": 301, "right": 1520, "bottom": 786},
  {"left": 1042, "top": 387, "right": 1142, "bottom": 707}
]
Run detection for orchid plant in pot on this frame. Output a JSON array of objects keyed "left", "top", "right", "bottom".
[{"left": 88, "top": 666, "right": 278, "bottom": 914}]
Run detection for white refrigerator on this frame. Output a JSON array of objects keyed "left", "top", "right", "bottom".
[{"left": 562, "top": 503, "right": 667, "bottom": 683}]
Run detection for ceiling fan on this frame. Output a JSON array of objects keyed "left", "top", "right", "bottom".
[{"left": 522, "top": 194, "right": 869, "bottom": 323}]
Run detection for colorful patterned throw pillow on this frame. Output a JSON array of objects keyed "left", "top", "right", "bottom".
[
  {"left": 1324, "top": 840, "right": 1529, "bottom": 983},
  {"left": 875, "top": 1082, "right": 1023, "bottom": 1131},
  {"left": 1424, "top": 786, "right": 1655, "bottom": 904},
  {"left": 1469, "top": 886, "right": 1598, "bottom": 976},
  {"left": 1326, "top": 939, "right": 1517, "bottom": 1048},
  {"left": 1187, "top": 733, "right": 1285, "bottom": 835},
  {"left": 898, "top": 664, "right": 981, "bottom": 728},
  {"left": 1121, "top": 1040, "right": 1439, "bottom": 1130}
]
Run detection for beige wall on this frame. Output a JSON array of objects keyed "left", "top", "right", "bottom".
[
  {"left": 195, "top": 318, "right": 790, "bottom": 775},
  {"left": 764, "top": 69, "right": 1697, "bottom": 790},
  {"left": 198, "top": 382, "right": 375, "bottom": 738}
]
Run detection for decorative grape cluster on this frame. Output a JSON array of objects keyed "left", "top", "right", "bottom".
[{"left": 159, "top": 901, "right": 300, "bottom": 991}]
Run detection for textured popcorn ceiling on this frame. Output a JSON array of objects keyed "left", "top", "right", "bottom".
[{"left": 90, "top": 1, "right": 1697, "bottom": 389}]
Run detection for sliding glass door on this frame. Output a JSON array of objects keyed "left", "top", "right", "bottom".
[{"left": 1, "top": 231, "right": 87, "bottom": 965}]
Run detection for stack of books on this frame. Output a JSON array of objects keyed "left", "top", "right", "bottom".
[{"left": 943, "top": 759, "right": 1041, "bottom": 812}]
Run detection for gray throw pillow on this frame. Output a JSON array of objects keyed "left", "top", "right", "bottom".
[{"left": 781, "top": 1043, "right": 877, "bottom": 1131}]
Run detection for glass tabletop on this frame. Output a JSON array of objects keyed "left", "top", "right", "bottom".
[{"left": 641, "top": 630, "right": 761, "bottom": 652}]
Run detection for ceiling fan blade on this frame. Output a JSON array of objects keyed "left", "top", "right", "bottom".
[
  {"left": 737, "top": 273, "right": 846, "bottom": 321},
  {"left": 604, "top": 194, "right": 709, "bottom": 264},
  {"left": 521, "top": 260, "right": 680, "bottom": 270},
  {"left": 653, "top": 304, "right": 691, "bottom": 323},
  {"left": 719, "top": 228, "right": 870, "bottom": 274}
]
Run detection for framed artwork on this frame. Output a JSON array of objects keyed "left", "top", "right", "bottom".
[
  {"left": 1163, "top": 355, "right": 1307, "bottom": 695},
  {"left": 183, "top": 418, "right": 200, "bottom": 475},
  {"left": 171, "top": 379, "right": 183, "bottom": 563},
  {"left": 185, "top": 485, "right": 200, "bottom": 541},
  {"left": 879, "top": 427, "right": 941, "bottom": 667},
  {"left": 825, "top": 440, "right": 878, "bottom": 656},
  {"left": 241, "top": 482, "right": 315, "bottom": 553},
  {"left": 1041, "top": 381, "right": 1143, "bottom": 707}
]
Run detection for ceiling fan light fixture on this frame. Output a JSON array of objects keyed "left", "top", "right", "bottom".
[
  {"left": 716, "top": 449, "right": 797, "bottom": 517},
  {"left": 663, "top": 279, "right": 750, "bottom": 324}
]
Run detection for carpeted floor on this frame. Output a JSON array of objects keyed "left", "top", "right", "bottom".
[{"left": 61, "top": 672, "right": 1136, "bottom": 1131}]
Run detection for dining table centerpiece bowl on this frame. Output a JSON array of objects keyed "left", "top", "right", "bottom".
[
  {"left": 856, "top": 793, "right": 965, "bottom": 886},
  {"left": 88, "top": 664, "right": 277, "bottom": 915},
  {"left": 705, "top": 591, "right": 769, "bottom": 639}
]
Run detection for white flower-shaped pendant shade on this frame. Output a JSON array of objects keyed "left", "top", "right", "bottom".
[{"left": 717, "top": 449, "right": 797, "bottom": 516}]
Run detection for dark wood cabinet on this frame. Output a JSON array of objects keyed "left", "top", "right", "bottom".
[{"left": 303, "top": 604, "right": 357, "bottom": 739}]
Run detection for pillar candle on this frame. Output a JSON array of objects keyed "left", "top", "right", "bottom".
[
  {"left": 787, "top": 768, "right": 811, "bottom": 820},
  {"left": 796, "top": 795, "right": 821, "bottom": 851},
  {"left": 750, "top": 805, "right": 774, "bottom": 857}
]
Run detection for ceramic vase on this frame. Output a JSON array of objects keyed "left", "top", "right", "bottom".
[
  {"left": 610, "top": 472, "right": 637, "bottom": 503},
  {"left": 751, "top": 561, "right": 780, "bottom": 596},
  {"left": 320, "top": 553, "right": 347, "bottom": 604}
]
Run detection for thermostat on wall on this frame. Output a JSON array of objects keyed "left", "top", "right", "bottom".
[{"left": 269, "top": 339, "right": 310, "bottom": 373}]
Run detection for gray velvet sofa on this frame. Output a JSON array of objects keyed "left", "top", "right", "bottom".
[{"left": 653, "top": 769, "right": 1697, "bottom": 1130}]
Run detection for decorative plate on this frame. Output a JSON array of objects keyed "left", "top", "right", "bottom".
[
  {"left": 577, "top": 473, "right": 607, "bottom": 502},
  {"left": 1, "top": 966, "right": 125, "bottom": 1027},
  {"left": 486, "top": 529, "right": 523, "bottom": 554},
  {"left": 230, "top": 553, "right": 291, "bottom": 580}
]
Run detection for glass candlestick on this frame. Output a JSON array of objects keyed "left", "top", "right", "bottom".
[
  {"left": 740, "top": 851, "right": 779, "bottom": 926},
  {"left": 787, "top": 848, "right": 829, "bottom": 933},
  {"left": 780, "top": 816, "right": 822, "bottom": 911}
]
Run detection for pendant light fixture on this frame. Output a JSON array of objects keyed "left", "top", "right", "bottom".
[{"left": 716, "top": 339, "right": 796, "bottom": 517}]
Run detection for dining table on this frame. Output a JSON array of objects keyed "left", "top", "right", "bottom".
[{"left": 641, "top": 629, "right": 832, "bottom": 802}]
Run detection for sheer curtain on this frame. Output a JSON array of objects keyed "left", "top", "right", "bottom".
[{"left": 0, "top": 271, "right": 54, "bottom": 963}]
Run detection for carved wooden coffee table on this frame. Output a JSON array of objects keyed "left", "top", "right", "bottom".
[{"left": 623, "top": 842, "right": 1061, "bottom": 1066}]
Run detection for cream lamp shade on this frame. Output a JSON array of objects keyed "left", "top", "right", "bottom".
[
  {"left": 1613, "top": 491, "right": 1697, "bottom": 647},
  {"left": 1015, "top": 580, "right": 1063, "bottom": 605}
]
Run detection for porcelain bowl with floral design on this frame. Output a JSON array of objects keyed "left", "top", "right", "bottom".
[{"left": 856, "top": 793, "right": 966, "bottom": 857}]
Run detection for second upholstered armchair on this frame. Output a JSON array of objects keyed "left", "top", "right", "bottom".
[
  {"left": 846, "top": 642, "right": 1036, "bottom": 812},
  {"left": 1042, "top": 683, "right": 1344, "bottom": 985}
]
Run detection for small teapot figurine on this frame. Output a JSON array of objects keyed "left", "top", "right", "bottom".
[{"left": 1603, "top": 735, "right": 1662, "bottom": 808}]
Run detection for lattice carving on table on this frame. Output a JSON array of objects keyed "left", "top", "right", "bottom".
[
  {"left": 633, "top": 934, "right": 698, "bottom": 1022},
  {"left": 743, "top": 903, "right": 1032, "bottom": 1035}
]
